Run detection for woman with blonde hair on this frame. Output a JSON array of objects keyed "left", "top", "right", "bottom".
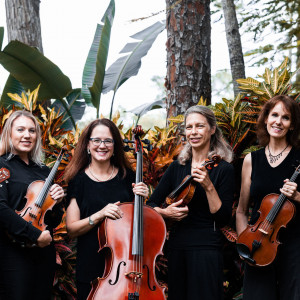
[
  {"left": 0, "top": 110, "right": 65, "bottom": 299},
  {"left": 147, "top": 105, "right": 235, "bottom": 300}
]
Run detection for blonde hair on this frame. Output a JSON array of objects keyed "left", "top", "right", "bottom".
[
  {"left": 178, "top": 105, "right": 233, "bottom": 164},
  {"left": 0, "top": 111, "right": 43, "bottom": 165}
]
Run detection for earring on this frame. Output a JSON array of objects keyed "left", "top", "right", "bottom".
[{"left": 87, "top": 149, "right": 90, "bottom": 154}]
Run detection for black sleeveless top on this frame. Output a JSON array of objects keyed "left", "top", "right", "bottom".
[{"left": 250, "top": 147, "right": 300, "bottom": 238}]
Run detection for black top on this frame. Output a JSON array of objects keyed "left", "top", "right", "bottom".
[
  {"left": 66, "top": 168, "right": 135, "bottom": 283},
  {"left": 147, "top": 159, "right": 235, "bottom": 249},
  {"left": 250, "top": 147, "right": 300, "bottom": 238},
  {"left": 0, "top": 154, "right": 63, "bottom": 243}
]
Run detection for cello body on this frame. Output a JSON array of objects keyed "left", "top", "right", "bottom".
[
  {"left": 237, "top": 193, "right": 295, "bottom": 267},
  {"left": 87, "top": 203, "right": 166, "bottom": 300},
  {"left": 87, "top": 126, "right": 166, "bottom": 300}
]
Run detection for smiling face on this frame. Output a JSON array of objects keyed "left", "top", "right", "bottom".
[
  {"left": 11, "top": 116, "right": 37, "bottom": 160},
  {"left": 265, "top": 101, "right": 292, "bottom": 141},
  {"left": 185, "top": 113, "right": 216, "bottom": 151},
  {"left": 87, "top": 124, "right": 114, "bottom": 164}
]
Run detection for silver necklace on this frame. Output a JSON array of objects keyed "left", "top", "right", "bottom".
[
  {"left": 267, "top": 144, "right": 289, "bottom": 164},
  {"left": 88, "top": 164, "right": 115, "bottom": 182}
]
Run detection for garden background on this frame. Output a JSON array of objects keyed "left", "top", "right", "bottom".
[{"left": 0, "top": 0, "right": 299, "bottom": 299}]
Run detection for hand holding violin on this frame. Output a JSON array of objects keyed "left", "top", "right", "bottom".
[
  {"left": 160, "top": 199, "right": 189, "bottom": 221},
  {"left": 191, "top": 165, "right": 214, "bottom": 192},
  {"left": 37, "top": 230, "right": 52, "bottom": 248},
  {"left": 49, "top": 184, "right": 65, "bottom": 203},
  {"left": 280, "top": 179, "right": 300, "bottom": 202}
]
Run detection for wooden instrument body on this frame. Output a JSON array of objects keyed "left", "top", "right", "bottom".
[
  {"left": 165, "top": 155, "right": 221, "bottom": 208},
  {"left": 165, "top": 175, "right": 195, "bottom": 207},
  {"left": 87, "top": 203, "right": 166, "bottom": 300},
  {"left": 16, "top": 180, "right": 56, "bottom": 231},
  {"left": 237, "top": 193, "right": 295, "bottom": 267}
]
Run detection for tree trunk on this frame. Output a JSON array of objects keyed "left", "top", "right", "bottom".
[
  {"left": 295, "top": 14, "right": 300, "bottom": 91},
  {"left": 221, "top": 0, "right": 245, "bottom": 97},
  {"left": 5, "top": 0, "right": 43, "bottom": 53},
  {"left": 165, "top": 0, "right": 211, "bottom": 118}
]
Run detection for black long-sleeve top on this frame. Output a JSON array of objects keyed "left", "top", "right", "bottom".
[
  {"left": 147, "top": 159, "right": 235, "bottom": 249},
  {"left": 0, "top": 154, "right": 63, "bottom": 243}
]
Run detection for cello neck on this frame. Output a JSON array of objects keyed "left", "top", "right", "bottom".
[{"left": 132, "top": 126, "right": 144, "bottom": 256}]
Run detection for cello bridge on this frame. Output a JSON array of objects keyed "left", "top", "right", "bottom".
[
  {"left": 125, "top": 271, "right": 143, "bottom": 282},
  {"left": 258, "top": 228, "right": 268, "bottom": 234}
]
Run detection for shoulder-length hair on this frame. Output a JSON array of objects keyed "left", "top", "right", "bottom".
[
  {"left": 0, "top": 110, "right": 43, "bottom": 165},
  {"left": 178, "top": 105, "right": 233, "bottom": 164},
  {"left": 256, "top": 95, "right": 300, "bottom": 147},
  {"left": 64, "top": 118, "right": 131, "bottom": 183}
]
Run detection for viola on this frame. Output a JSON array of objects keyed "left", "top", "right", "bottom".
[
  {"left": 165, "top": 154, "right": 221, "bottom": 207},
  {"left": 10, "top": 147, "right": 67, "bottom": 247},
  {"left": 87, "top": 126, "right": 166, "bottom": 300},
  {"left": 236, "top": 164, "right": 300, "bottom": 267}
]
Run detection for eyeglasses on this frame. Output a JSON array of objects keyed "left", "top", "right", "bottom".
[{"left": 89, "top": 138, "right": 114, "bottom": 147}]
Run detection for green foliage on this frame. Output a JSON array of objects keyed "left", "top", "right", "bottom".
[{"left": 239, "top": 0, "right": 300, "bottom": 67}]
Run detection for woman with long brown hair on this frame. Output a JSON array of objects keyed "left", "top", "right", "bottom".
[
  {"left": 0, "top": 110, "right": 64, "bottom": 300},
  {"left": 64, "top": 118, "right": 149, "bottom": 300},
  {"left": 236, "top": 95, "right": 300, "bottom": 299}
]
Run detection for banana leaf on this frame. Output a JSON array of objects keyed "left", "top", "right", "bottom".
[
  {"left": 52, "top": 89, "right": 85, "bottom": 130},
  {"left": 82, "top": 0, "right": 115, "bottom": 117},
  {"left": 129, "top": 99, "right": 165, "bottom": 125},
  {"left": 0, "top": 41, "right": 72, "bottom": 101},
  {"left": 102, "top": 20, "right": 165, "bottom": 118},
  {"left": 0, "top": 75, "right": 25, "bottom": 107}
]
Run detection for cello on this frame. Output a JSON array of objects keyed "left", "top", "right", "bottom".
[
  {"left": 236, "top": 164, "right": 300, "bottom": 267},
  {"left": 87, "top": 126, "right": 167, "bottom": 300}
]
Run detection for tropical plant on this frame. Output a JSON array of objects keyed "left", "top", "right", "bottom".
[{"left": 0, "top": 0, "right": 165, "bottom": 125}]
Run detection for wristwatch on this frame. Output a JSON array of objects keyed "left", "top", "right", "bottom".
[{"left": 89, "top": 216, "right": 94, "bottom": 226}]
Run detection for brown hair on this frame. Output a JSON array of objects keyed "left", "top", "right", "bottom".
[
  {"left": 0, "top": 110, "right": 43, "bottom": 165},
  {"left": 64, "top": 118, "right": 131, "bottom": 183},
  {"left": 256, "top": 95, "right": 300, "bottom": 147}
]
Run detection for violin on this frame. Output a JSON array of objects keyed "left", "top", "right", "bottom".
[
  {"left": 236, "top": 164, "right": 300, "bottom": 267},
  {"left": 165, "top": 154, "right": 221, "bottom": 207},
  {"left": 9, "top": 147, "right": 67, "bottom": 247},
  {"left": 87, "top": 126, "right": 166, "bottom": 300}
]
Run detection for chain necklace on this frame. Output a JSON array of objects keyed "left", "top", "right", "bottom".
[
  {"left": 88, "top": 164, "right": 115, "bottom": 182},
  {"left": 267, "top": 144, "right": 289, "bottom": 164}
]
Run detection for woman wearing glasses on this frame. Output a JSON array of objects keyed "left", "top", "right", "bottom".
[{"left": 64, "top": 118, "right": 149, "bottom": 300}]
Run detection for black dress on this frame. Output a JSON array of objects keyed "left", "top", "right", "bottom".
[
  {"left": 147, "top": 159, "right": 235, "bottom": 300},
  {"left": 66, "top": 168, "right": 135, "bottom": 300},
  {"left": 243, "top": 147, "right": 300, "bottom": 300},
  {"left": 0, "top": 154, "right": 63, "bottom": 300}
]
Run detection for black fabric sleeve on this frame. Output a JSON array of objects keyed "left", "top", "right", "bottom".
[
  {"left": 211, "top": 163, "right": 235, "bottom": 227},
  {"left": 147, "top": 162, "right": 177, "bottom": 207},
  {"left": 0, "top": 168, "right": 41, "bottom": 242},
  {"left": 66, "top": 174, "right": 81, "bottom": 208}
]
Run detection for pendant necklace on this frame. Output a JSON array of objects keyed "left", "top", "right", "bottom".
[
  {"left": 267, "top": 144, "right": 289, "bottom": 164},
  {"left": 89, "top": 164, "right": 115, "bottom": 182}
]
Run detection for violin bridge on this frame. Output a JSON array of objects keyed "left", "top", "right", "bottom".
[{"left": 258, "top": 228, "right": 268, "bottom": 234}]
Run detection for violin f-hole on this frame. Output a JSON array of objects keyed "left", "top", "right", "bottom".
[{"left": 108, "top": 261, "right": 126, "bottom": 285}]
